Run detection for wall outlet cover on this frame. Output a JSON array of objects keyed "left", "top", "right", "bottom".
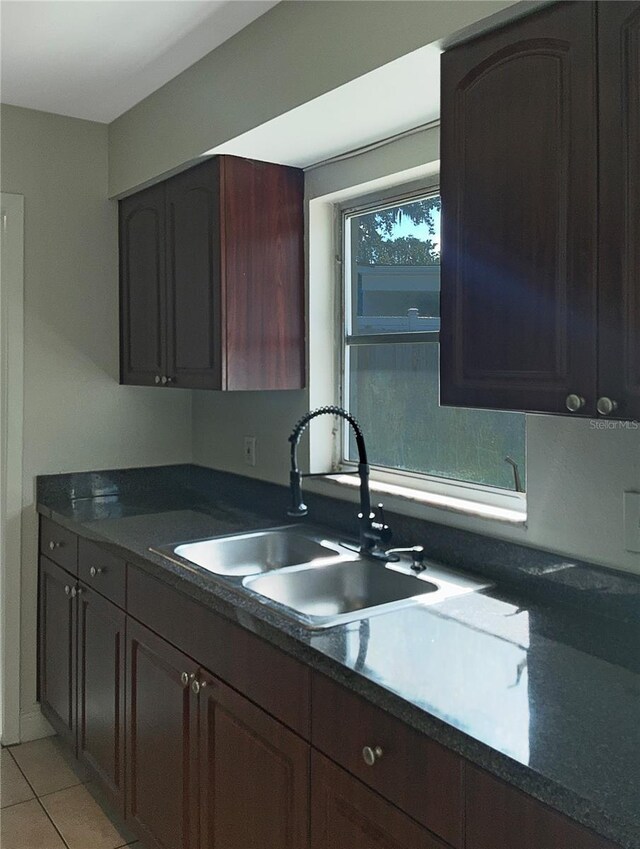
[{"left": 243, "top": 436, "right": 256, "bottom": 467}]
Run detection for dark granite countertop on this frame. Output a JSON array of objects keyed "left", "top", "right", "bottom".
[{"left": 36, "top": 464, "right": 640, "bottom": 849}]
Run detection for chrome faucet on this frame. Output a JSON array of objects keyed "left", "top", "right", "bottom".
[{"left": 287, "top": 406, "right": 393, "bottom": 560}]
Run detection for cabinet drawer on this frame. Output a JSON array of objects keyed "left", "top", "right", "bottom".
[
  {"left": 466, "top": 764, "right": 621, "bottom": 849},
  {"left": 40, "top": 517, "right": 78, "bottom": 575},
  {"left": 78, "top": 539, "right": 126, "bottom": 608},
  {"left": 312, "top": 673, "right": 463, "bottom": 848},
  {"left": 128, "top": 565, "right": 310, "bottom": 737}
]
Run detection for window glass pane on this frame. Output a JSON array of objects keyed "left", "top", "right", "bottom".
[
  {"left": 349, "top": 196, "right": 441, "bottom": 335},
  {"left": 346, "top": 343, "right": 526, "bottom": 491}
]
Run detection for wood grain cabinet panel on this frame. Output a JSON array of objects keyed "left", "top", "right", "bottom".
[
  {"left": 39, "top": 556, "right": 77, "bottom": 748},
  {"left": 440, "top": 1, "right": 599, "bottom": 415},
  {"left": 40, "top": 517, "right": 78, "bottom": 574},
  {"left": 119, "top": 181, "right": 166, "bottom": 386},
  {"left": 597, "top": 1, "right": 640, "bottom": 419},
  {"left": 78, "top": 538, "right": 126, "bottom": 608},
  {"left": 465, "top": 764, "right": 621, "bottom": 849},
  {"left": 126, "top": 619, "right": 199, "bottom": 849},
  {"left": 311, "top": 751, "right": 450, "bottom": 849},
  {"left": 77, "top": 585, "right": 126, "bottom": 814},
  {"left": 197, "top": 669, "right": 310, "bottom": 849},
  {"left": 312, "top": 673, "right": 463, "bottom": 847},
  {"left": 119, "top": 155, "right": 304, "bottom": 391}
]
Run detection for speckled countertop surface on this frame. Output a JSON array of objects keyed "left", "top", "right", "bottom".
[{"left": 37, "top": 465, "right": 640, "bottom": 849}]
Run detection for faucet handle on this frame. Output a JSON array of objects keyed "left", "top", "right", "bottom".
[
  {"left": 376, "top": 503, "right": 388, "bottom": 528},
  {"left": 385, "top": 545, "right": 426, "bottom": 572}
]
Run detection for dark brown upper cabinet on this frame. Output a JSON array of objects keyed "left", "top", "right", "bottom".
[
  {"left": 598, "top": 1, "right": 640, "bottom": 420},
  {"left": 441, "top": 1, "right": 640, "bottom": 418},
  {"left": 119, "top": 155, "right": 305, "bottom": 391}
]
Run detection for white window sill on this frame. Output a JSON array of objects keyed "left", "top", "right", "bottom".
[{"left": 308, "top": 473, "right": 527, "bottom": 527}]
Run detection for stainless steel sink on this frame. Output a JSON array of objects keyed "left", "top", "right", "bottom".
[
  {"left": 243, "top": 557, "right": 490, "bottom": 628},
  {"left": 153, "top": 528, "right": 341, "bottom": 577}
]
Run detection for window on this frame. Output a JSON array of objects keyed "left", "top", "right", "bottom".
[{"left": 340, "top": 186, "right": 526, "bottom": 496}]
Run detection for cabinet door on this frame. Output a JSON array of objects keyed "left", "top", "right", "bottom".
[
  {"left": 126, "top": 619, "right": 199, "bottom": 849},
  {"left": 77, "top": 585, "right": 125, "bottom": 813},
  {"left": 440, "top": 2, "right": 598, "bottom": 415},
  {"left": 311, "top": 751, "right": 448, "bottom": 849},
  {"left": 119, "top": 182, "right": 166, "bottom": 386},
  {"left": 198, "top": 669, "right": 309, "bottom": 849},
  {"left": 598, "top": 1, "right": 640, "bottom": 419},
  {"left": 221, "top": 155, "right": 305, "bottom": 390},
  {"left": 165, "top": 159, "right": 222, "bottom": 389},
  {"left": 465, "top": 764, "right": 620, "bottom": 849},
  {"left": 39, "top": 557, "right": 76, "bottom": 748}
]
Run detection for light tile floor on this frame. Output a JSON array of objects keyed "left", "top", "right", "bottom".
[{"left": 1, "top": 737, "right": 143, "bottom": 849}]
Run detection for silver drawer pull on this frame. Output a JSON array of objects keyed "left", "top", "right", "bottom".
[
  {"left": 597, "top": 396, "right": 618, "bottom": 416},
  {"left": 180, "top": 672, "right": 190, "bottom": 686},
  {"left": 362, "top": 745, "right": 383, "bottom": 766},
  {"left": 89, "top": 566, "right": 104, "bottom": 578},
  {"left": 565, "top": 393, "right": 585, "bottom": 413},
  {"left": 49, "top": 540, "right": 62, "bottom": 551},
  {"left": 64, "top": 585, "right": 71, "bottom": 596}
]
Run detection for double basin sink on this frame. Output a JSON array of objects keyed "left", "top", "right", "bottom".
[{"left": 151, "top": 527, "right": 490, "bottom": 630}]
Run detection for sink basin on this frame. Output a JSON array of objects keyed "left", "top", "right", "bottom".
[
  {"left": 244, "top": 557, "right": 492, "bottom": 628},
  {"left": 156, "top": 528, "right": 341, "bottom": 577}
]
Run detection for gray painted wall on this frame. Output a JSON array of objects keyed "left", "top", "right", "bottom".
[
  {"left": 108, "top": 0, "right": 519, "bottom": 197},
  {"left": 0, "top": 104, "right": 193, "bottom": 732}
]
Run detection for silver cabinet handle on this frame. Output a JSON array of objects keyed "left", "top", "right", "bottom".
[
  {"left": 64, "top": 585, "right": 71, "bottom": 596},
  {"left": 70, "top": 586, "right": 80, "bottom": 598},
  {"left": 180, "top": 672, "right": 190, "bottom": 686},
  {"left": 362, "top": 745, "right": 383, "bottom": 766},
  {"left": 89, "top": 566, "right": 104, "bottom": 578},
  {"left": 49, "top": 540, "right": 62, "bottom": 551},
  {"left": 154, "top": 375, "right": 161, "bottom": 384},
  {"left": 161, "top": 375, "right": 168, "bottom": 385},
  {"left": 597, "top": 397, "right": 618, "bottom": 416},
  {"left": 565, "top": 394, "right": 586, "bottom": 413},
  {"left": 191, "top": 679, "right": 207, "bottom": 695}
]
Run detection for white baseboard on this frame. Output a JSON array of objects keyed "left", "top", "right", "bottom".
[{"left": 20, "top": 707, "right": 55, "bottom": 743}]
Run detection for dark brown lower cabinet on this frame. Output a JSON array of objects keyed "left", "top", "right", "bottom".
[
  {"left": 198, "top": 669, "right": 310, "bottom": 849},
  {"left": 39, "top": 556, "right": 77, "bottom": 748},
  {"left": 126, "top": 619, "right": 199, "bottom": 849},
  {"left": 77, "top": 585, "right": 126, "bottom": 814},
  {"left": 465, "top": 764, "right": 618, "bottom": 849},
  {"left": 311, "top": 751, "right": 449, "bottom": 849}
]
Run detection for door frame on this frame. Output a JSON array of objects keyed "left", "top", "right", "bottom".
[{"left": 1, "top": 192, "right": 24, "bottom": 744}]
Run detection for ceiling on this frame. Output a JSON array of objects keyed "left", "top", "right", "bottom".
[{"left": 0, "top": 0, "right": 278, "bottom": 123}]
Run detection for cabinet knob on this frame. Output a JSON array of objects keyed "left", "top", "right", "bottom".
[
  {"left": 70, "top": 586, "right": 80, "bottom": 598},
  {"left": 161, "top": 375, "right": 168, "bottom": 385},
  {"left": 49, "top": 540, "right": 62, "bottom": 551},
  {"left": 154, "top": 375, "right": 161, "bottom": 384},
  {"left": 180, "top": 672, "right": 190, "bottom": 686},
  {"left": 362, "top": 745, "right": 383, "bottom": 767},
  {"left": 89, "top": 566, "right": 104, "bottom": 578},
  {"left": 165, "top": 376, "right": 173, "bottom": 385},
  {"left": 597, "top": 397, "right": 618, "bottom": 417},
  {"left": 64, "top": 585, "right": 71, "bottom": 596},
  {"left": 190, "top": 679, "right": 207, "bottom": 695},
  {"left": 565, "top": 394, "right": 586, "bottom": 413}
]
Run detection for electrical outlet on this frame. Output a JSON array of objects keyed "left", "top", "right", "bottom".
[
  {"left": 623, "top": 491, "right": 640, "bottom": 553},
  {"left": 243, "top": 436, "right": 256, "bottom": 467}
]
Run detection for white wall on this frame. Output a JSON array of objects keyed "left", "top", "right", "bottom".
[
  {"left": 0, "top": 105, "right": 193, "bottom": 736},
  {"left": 193, "top": 122, "right": 640, "bottom": 577}
]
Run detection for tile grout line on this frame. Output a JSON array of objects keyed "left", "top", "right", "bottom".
[
  {"left": 5, "top": 747, "right": 73, "bottom": 849},
  {"left": 5, "top": 744, "right": 140, "bottom": 849}
]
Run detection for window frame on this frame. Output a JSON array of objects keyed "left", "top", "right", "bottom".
[{"left": 335, "top": 179, "right": 527, "bottom": 518}]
